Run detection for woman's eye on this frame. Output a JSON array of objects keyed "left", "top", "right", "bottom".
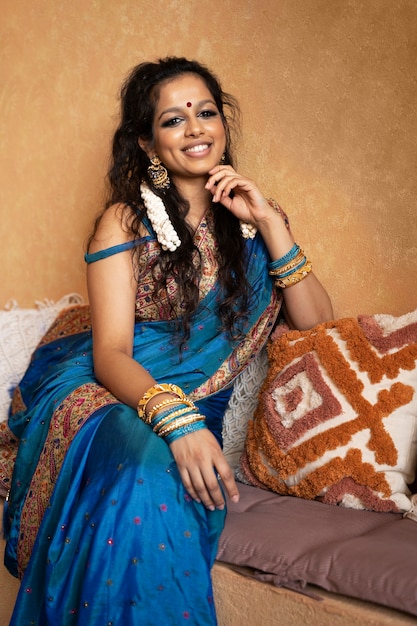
[
  {"left": 199, "top": 109, "right": 217, "bottom": 118},
  {"left": 162, "top": 117, "right": 183, "bottom": 127}
]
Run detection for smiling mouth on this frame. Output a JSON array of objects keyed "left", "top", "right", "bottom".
[{"left": 184, "top": 144, "right": 210, "bottom": 154}]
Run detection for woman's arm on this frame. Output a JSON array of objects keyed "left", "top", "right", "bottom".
[
  {"left": 206, "top": 165, "right": 334, "bottom": 329},
  {"left": 87, "top": 204, "right": 239, "bottom": 510},
  {"left": 255, "top": 214, "right": 334, "bottom": 330},
  {"left": 87, "top": 204, "right": 155, "bottom": 407}
]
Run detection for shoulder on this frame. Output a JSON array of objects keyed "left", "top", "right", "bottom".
[{"left": 89, "top": 203, "right": 139, "bottom": 254}]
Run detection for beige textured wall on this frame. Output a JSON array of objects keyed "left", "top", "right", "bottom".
[{"left": 1, "top": 0, "right": 416, "bottom": 318}]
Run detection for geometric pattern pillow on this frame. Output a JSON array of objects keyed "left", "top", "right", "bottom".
[{"left": 239, "top": 309, "right": 417, "bottom": 513}]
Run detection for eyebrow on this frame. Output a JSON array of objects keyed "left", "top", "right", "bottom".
[{"left": 157, "top": 99, "right": 217, "bottom": 121}]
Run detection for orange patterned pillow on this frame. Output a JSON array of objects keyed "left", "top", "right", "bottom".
[{"left": 239, "top": 310, "right": 417, "bottom": 512}]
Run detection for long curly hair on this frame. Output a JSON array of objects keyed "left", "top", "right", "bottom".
[{"left": 89, "top": 56, "right": 253, "bottom": 346}]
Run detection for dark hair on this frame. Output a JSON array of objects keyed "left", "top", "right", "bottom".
[{"left": 89, "top": 56, "right": 252, "bottom": 345}]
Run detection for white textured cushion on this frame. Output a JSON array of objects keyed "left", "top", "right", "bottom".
[
  {"left": 0, "top": 294, "right": 84, "bottom": 423},
  {"left": 222, "top": 349, "right": 269, "bottom": 469}
]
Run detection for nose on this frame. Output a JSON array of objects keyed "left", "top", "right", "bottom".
[{"left": 185, "top": 115, "right": 204, "bottom": 136}]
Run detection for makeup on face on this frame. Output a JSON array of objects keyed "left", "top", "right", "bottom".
[{"left": 149, "top": 74, "right": 227, "bottom": 185}]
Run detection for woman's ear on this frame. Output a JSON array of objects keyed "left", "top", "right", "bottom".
[{"left": 138, "top": 137, "right": 153, "bottom": 159}]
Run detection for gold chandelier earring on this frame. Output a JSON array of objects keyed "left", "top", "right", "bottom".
[{"left": 147, "top": 155, "right": 170, "bottom": 190}]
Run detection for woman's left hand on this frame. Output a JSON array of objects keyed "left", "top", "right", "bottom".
[
  {"left": 205, "top": 165, "right": 274, "bottom": 228},
  {"left": 169, "top": 428, "right": 239, "bottom": 511}
]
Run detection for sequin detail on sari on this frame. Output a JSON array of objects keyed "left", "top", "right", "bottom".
[{"left": 17, "top": 383, "right": 119, "bottom": 575}]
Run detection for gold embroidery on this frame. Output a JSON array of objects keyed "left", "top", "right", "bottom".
[
  {"left": 38, "top": 305, "right": 91, "bottom": 346},
  {"left": 17, "top": 383, "right": 119, "bottom": 575},
  {"left": 135, "top": 211, "right": 218, "bottom": 321}
]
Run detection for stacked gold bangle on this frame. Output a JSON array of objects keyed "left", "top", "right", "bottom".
[
  {"left": 152, "top": 405, "right": 198, "bottom": 432},
  {"left": 137, "top": 383, "right": 186, "bottom": 424},
  {"left": 274, "top": 260, "right": 313, "bottom": 288},
  {"left": 268, "top": 249, "right": 305, "bottom": 277},
  {"left": 137, "top": 383, "right": 206, "bottom": 443},
  {"left": 147, "top": 396, "right": 197, "bottom": 424},
  {"left": 268, "top": 243, "right": 312, "bottom": 289},
  {"left": 157, "top": 413, "right": 205, "bottom": 437}
]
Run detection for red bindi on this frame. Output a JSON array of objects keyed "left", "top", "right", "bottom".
[{"left": 186, "top": 102, "right": 192, "bottom": 107}]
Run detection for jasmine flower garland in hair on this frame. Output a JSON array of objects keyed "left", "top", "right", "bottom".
[{"left": 140, "top": 182, "right": 181, "bottom": 251}]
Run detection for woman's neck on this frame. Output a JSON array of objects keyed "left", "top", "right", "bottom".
[{"left": 175, "top": 178, "right": 213, "bottom": 230}]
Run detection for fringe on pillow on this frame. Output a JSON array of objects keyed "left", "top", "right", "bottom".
[{"left": 3, "top": 293, "right": 84, "bottom": 312}]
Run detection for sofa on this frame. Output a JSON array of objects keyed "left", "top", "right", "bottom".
[{"left": 1, "top": 296, "right": 417, "bottom": 625}]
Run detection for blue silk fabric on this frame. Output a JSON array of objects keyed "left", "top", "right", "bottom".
[{"left": 5, "top": 232, "right": 280, "bottom": 625}]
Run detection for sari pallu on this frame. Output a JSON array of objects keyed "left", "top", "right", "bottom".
[{"left": 5, "top": 230, "right": 281, "bottom": 625}]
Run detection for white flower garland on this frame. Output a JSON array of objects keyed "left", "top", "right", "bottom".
[
  {"left": 140, "top": 182, "right": 257, "bottom": 250},
  {"left": 239, "top": 221, "right": 257, "bottom": 239},
  {"left": 140, "top": 182, "right": 181, "bottom": 251}
]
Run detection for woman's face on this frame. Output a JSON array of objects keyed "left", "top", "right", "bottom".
[{"left": 146, "top": 73, "right": 227, "bottom": 187}]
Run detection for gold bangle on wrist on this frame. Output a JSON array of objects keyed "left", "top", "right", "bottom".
[
  {"left": 158, "top": 414, "right": 206, "bottom": 437},
  {"left": 147, "top": 398, "right": 183, "bottom": 424},
  {"left": 268, "top": 250, "right": 306, "bottom": 276},
  {"left": 152, "top": 406, "right": 198, "bottom": 431},
  {"left": 275, "top": 260, "right": 312, "bottom": 288},
  {"left": 148, "top": 398, "right": 198, "bottom": 425},
  {"left": 137, "top": 383, "right": 186, "bottom": 423}
]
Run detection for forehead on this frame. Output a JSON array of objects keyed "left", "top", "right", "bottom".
[{"left": 154, "top": 73, "right": 214, "bottom": 110}]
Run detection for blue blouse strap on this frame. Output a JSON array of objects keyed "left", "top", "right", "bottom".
[
  {"left": 84, "top": 235, "right": 153, "bottom": 264},
  {"left": 85, "top": 213, "right": 155, "bottom": 264}
]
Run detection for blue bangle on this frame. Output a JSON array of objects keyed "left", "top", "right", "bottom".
[
  {"left": 151, "top": 403, "right": 188, "bottom": 426},
  {"left": 277, "top": 256, "right": 307, "bottom": 278},
  {"left": 268, "top": 243, "right": 300, "bottom": 271},
  {"left": 152, "top": 405, "right": 197, "bottom": 433},
  {"left": 164, "top": 420, "right": 206, "bottom": 444}
]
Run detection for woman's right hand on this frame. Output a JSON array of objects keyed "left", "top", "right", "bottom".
[{"left": 169, "top": 428, "right": 239, "bottom": 510}]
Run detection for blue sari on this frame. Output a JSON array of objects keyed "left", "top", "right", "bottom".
[{"left": 4, "top": 215, "right": 281, "bottom": 625}]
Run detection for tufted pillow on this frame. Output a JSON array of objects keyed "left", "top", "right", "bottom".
[
  {"left": 0, "top": 295, "right": 84, "bottom": 497},
  {"left": 0, "top": 295, "right": 84, "bottom": 424},
  {"left": 238, "top": 309, "right": 417, "bottom": 513}
]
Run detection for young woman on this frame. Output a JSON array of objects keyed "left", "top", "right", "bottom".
[{"left": 5, "top": 57, "right": 333, "bottom": 625}]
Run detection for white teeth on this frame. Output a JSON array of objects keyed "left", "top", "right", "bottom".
[{"left": 185, "top": 144, "right": 209, "bottom": 153}]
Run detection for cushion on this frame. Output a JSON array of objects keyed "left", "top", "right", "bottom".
[
  {"left": 0, "top": 295, "right": 84, "bottom": 424},
  {"left": 238, "top": 309, "right": 417, "bottom": 513},
  {"left": 0, "top": 294, "right": 84, "bottom": 497},
  {"left": 222, "top": 348, "right": 269, "bottom": 469},
  {"left": 217, "top": 483, "right": 417, "bottom": 617}
]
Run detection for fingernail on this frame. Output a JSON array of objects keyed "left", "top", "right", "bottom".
[
  {"left": 231, "top": 495, "right": 239, "bottom": 503},
  {"left": 208, "top": 505, "right": 215, "bottom": 511}
]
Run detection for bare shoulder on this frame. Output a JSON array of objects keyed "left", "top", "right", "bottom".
[{"left": 89, "top": 203, "right": 138, "bottom": 253}]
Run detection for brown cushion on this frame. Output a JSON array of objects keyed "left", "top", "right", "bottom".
[
  {"left": 239, "top": 311, "right": 417, "bottom": 512},
  {"left": 217, "top": 483, "right": 417, "bottom": 617}
]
